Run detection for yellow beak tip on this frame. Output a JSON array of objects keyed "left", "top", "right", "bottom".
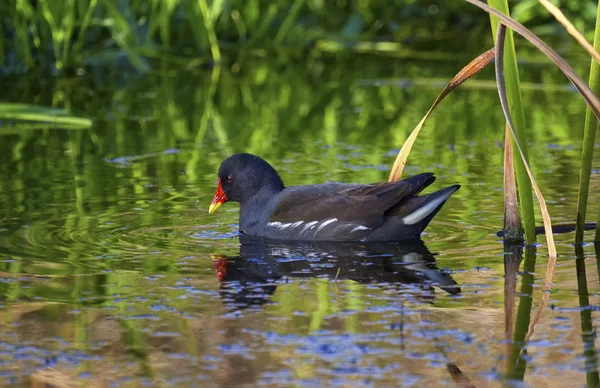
[{"left": 208, "top": 202, "right": 222, "bottom": 214}]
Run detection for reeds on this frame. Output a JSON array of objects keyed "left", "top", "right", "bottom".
[
  {"left": 0, "top": 1, "right": 581, "bottom": 73},
  {"left": 575, "top": 3, "right": 600, "bottom": 245},
  {"left": 487, "top": 0, "right": 536, "bottom": 244},
  {"left": 385, "top": 3, "right": 600, "bottom": 382},
  {"left": 389, "top": 0, "right": 600, "bottom": 249}
]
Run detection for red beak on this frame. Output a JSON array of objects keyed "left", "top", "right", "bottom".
[{"left": 209, "top": 178, "right": 227, "bottom": 214}]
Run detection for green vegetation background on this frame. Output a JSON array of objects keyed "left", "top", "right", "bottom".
[
  {"left": 1, "top": 3, "right": 600, "bottom": 384},
  {"left": 0, "top": 0, "right": 598, "bottom": 74}
]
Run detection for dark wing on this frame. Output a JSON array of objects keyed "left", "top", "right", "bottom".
[{"left": 269, "top": 173, "right": 436, "bottom": 229}]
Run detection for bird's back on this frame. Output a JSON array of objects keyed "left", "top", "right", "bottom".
[{"left": 243, "top": 173, "right": 458, "bottom": 241}]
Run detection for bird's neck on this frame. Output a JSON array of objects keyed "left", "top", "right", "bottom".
[{"left": 238, "top": 186, "right": 281, "bottom": 234}]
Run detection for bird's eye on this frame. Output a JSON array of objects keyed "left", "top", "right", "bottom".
[{"left": 226, "top": 175, "right": 233, "bottom": 183}]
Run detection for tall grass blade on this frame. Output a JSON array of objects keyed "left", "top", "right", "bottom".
[
  {"left": 487, "top": 0, "right": 536, "bottom": 243},
  {"left": 275, "top": 0, "right": 305, "bottom": 44},
  {"left": 465, "top": 0, "right": 600, "bottom": 120},
  {"left": 98, "top": 0, "right": 150, "bottom": 72},
  {"left": 11, "top": 0, "right": 38, "bottom": 67},
  {"left": 38, "top": 1, "right": 62, "bottom": 69},
  {"left": 388, "top": 48, "right": 495, "bottom": 181},
  {"left": 72, "top": 0, "right": 99, "bottom": 56},
  {"left": 575, "top": 2, "right": 600, "bottom": 245},
  {"left": 503, "top": 122, "right": 522, "bottom": 241},
  {"left": 197, "top": 0, "right": 221, "bottom": 63},
  {"left": 209, "top": 0, "right": 226, "bottom": 22},
  {"left": 61, "top": 0, "right": 76, "bottom": 69},
  {"left": 538, "top": 0, "right": 600, "bottom": 65},
  {"left": 495, "top": 24, "right": 557, "bottom": 343}
]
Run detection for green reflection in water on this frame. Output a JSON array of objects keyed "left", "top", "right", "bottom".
[
  {"left": 575, "top": 245, "right": 600, "bottom": 387},
  {"left": 0, "top": 53, "right": 598, "bottom": 385}
]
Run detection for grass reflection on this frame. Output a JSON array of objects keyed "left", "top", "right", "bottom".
[
  {"left": 0, "top": 53, "right": 599, "bottom": 385},
  {"left": 506, "top": 244, "right": 536, "bottom": 382},
  {"left": 575, "top": 245, "right": 600, "bottom": 387}
]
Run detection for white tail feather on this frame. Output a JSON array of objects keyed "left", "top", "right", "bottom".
[{"left": 401, "top": 193, "right": 451, "bottom": 225}]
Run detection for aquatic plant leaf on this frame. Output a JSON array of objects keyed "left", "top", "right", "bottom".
[
  {"left": 464, "top": 0, "right": 600, "bottom": 120},
  {"left": 495, "top": 25, "right": 556, "bottom": 254},
  {"left": 98, "top": 0, "right": 150, "bottom": 72},
  {"left": 274, "top": 0, "right": 305, "bottom": 44},
  {"left": 488, "top": 0, "right": 535, "bottom": 243},
  {"left": 209, "top": 0, "right": 226, "bottom": 23},
  {"left": 575, "top": 1, "right": 600, "bottom": 245},
  {"left": 0, "top": 103, "right": 92, "bottom": 128},
  {"left": 538, "top": 0, "right": 600, "bottom": 64},
  {"left": 197, "top": 0, "right": 221, "bottom": 62},
  {"left": 495, "top": 24, "right": 556, "bottom": 344},
  {"left": 503, "top": 122, "right": 522, "bottom": 241},
  {"left": 388, "top": 47, "right": 495, "bottom": 182}
]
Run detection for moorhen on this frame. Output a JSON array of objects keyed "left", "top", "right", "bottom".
[{"left": 208, "top": 153, "right": 460, "bottom": 241}]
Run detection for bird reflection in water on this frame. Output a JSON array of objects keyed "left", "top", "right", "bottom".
[{"left": 211, "top": 236, "right": 461, "bottom": 311}]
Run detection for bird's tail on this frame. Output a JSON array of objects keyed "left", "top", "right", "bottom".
[{"left": 396, "top": 185, "right": 461, "bottom": 228}]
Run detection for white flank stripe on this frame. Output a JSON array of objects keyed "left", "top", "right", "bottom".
[
  {"left": 350, "top": 225, "right": 370, "bottom": 233},
  {"left": 402, "top": 195, "right": 448, "bottom": 225},
  {"left": 291, "top": 221, "right": 304, "bottom": 228},
  {"left": 315, "top": 218, "right": 338, "bottom": 234},
  {"left": 301, "top": 221, "right": 319, "bottom": 233},
  {"left": 267, "top": 221, "right": 292, "bottom": 230},
  {"left": 267, "top": 221, "right": 293, "bottom": 230}
]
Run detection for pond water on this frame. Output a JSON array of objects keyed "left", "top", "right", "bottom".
[{"left": 0, "top": 53, "right": 600, "bottom": 387}]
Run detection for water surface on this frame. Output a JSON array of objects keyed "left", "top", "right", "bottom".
[{"left": 0, "top": 54, "right": 599, "bottom": 386}]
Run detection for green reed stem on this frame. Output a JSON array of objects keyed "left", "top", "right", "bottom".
[
  {"left": 576, "top": 2, "right": 600, "bottom": 246},
  {"left": 12, "top": 0, "right": 37, "bottom": 67},
  {"left": 99, "top": 0, "right": 150, "bottom": 72},
  {"left": 488, "top": 0, "right": 536, "bottom": 244},
  {"left": 72, "top": 0, "right": 99, "bottom": 57},
  {"left": 275, "top": 0, "right": 305, "bottom": 44},
  {"left": 198, "top": 0, "right": 221, "bottom": 63},
  {"left": 61, "top": 0, "right": 76, "bottom": 69}
]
